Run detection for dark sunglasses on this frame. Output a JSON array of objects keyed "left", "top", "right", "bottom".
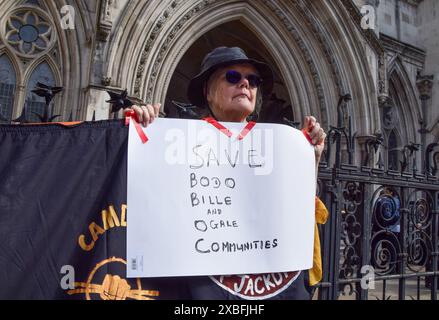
[{"left": 224, "top": 70, "right": 262, "bottom": 88}]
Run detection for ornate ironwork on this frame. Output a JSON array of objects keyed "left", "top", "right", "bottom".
[
  {"left": 9, "top": 81, "right": 63, "bottom": 124},
  {"left": 106, "top": 89, "right": 134, "bottom": 117},
  {"left": 316, "top": 124, "right": 438, "bottom": 300},
  {"left": 371, "top": 230, "right": 401, "bottom": 276},
  {"left": 337, "top": 181, "right": 362, "bottom": 299},
  {"left": 171, "top": 101, "right": 200, "bottom": 119},
  {"left": 30, "top": 82, "right": 63, "bottom": 122}
]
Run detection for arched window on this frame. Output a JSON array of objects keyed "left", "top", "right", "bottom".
[
  {"left": 0, "top": 55, "right": 16, "bottom": 123},
  {"left": 381, "top": 94, "right": 403, "bottom": 172},
  {"left": 0, "top": 2, "right": 61, "bottom": 123},
  {"left": 25, "top": 62, "right": 55, "bottom": 122}
]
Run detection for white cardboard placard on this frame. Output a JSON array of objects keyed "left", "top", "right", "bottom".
[{"left": 127, "top": 118, "right": 315, "bottom": 278}]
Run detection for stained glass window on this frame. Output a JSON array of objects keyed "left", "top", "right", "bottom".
[
  {"left": 25, "top": 62, "right": 55, "bottom": 122},
  {"left": 0, "top": 55, "right": 16, "bottom": 123}
]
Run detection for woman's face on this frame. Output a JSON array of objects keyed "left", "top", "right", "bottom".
[{"left": 206, "top": 63, "right": 259, "bottom": 122}]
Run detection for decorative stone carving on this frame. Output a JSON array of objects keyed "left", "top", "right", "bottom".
[
  {"left": 340, "top": 0, "right": 384, "bottom": 55},
  {"left": 97, "top": 0, "right": 113, "bottom": 41},
  {"left": 381, "top": 34, "right": 426, "bottom": 66},
  {"left": 1, "top": 6, "right": 56, "bottom": 58},
  {"left": 378, "top": 54, "right": 388, "bottom": 98},
  {"left": 134, "top": 0, "right": 182, "bottom": 96},
  {"left": 294, "top": 0, "right": 344, "bottom": 91},
  {"left": 257, "top": 0, "right": 331, "bottom": 124},
  {"left": 101, "top": 76, "right": 111, "bottom": 86},
  {"left": 416, "top": 74, "right": 434, "bottom": 101}
]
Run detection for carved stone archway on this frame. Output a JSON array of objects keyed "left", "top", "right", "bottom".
[{"left": 106, "top": 0, "right": 382, "bottom": 147}]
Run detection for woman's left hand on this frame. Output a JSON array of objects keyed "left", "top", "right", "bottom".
[{"left": 302, "top": 116, "right": 326, "bottom": 165}]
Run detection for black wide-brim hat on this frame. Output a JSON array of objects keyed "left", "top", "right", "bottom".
[{"left": 187, "top": 47, "right": 274, "bottom": 108}]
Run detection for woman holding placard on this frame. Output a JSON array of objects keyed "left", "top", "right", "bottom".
[{"left": 125, "top": 46, "right": 328, "bottom": 300}]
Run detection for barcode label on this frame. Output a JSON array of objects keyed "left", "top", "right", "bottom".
[{"left": 131, "top": 258, "right": 137, "bottom": 270}]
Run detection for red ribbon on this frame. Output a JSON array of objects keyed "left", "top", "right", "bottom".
[
  {"left": 301, "top": 129, "right": 313, "bottom": 145},
  {"left": 203, "top": 117, "right": 233, "bottom": 138},
  {"left": 125, "top": 110, "right": 148, "bottom": 144},
  {"left": 238, "top": 121, "right": 256, "bottom": 141},
  {"left": 203, "top": 117, "right": 256, "bottom": 140}
]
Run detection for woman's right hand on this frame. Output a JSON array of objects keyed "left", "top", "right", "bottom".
[{"left": 125, "top": 103, "right": 161, "bottom": 128}]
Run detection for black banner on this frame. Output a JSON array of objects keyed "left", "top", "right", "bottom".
[
  {"left": 0, "top": 120, "right": 181, "bottom": 300},
  {"left": 0, "top": 120, "right": 312, "bottom": 300}
]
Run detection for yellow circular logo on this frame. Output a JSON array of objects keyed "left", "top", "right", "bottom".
[{"left": 67, "top": 257, "right": 159, "bottom": 300}]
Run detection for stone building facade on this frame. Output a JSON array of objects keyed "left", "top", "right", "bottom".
[{"left": 0, "top": 0, "right": 437, "bottom": 171}]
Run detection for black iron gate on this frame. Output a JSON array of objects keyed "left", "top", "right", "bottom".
[{"left": 315, "top": 138, "right": 439, "bottom": 300}]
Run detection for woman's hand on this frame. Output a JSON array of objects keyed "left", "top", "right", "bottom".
[
  {"left": 124, "top": 103, "right": 161, "bottom": 128},
  {"left": 302, "top": 116, "right": 326, "bottom": 165}
]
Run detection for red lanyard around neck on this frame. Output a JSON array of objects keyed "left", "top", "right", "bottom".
[
  {"left": 125, "top": 112, "right": 257, "bottom": 144},
  {"left": 202, "top": 117, "right": 256, "bottom": 141}
]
